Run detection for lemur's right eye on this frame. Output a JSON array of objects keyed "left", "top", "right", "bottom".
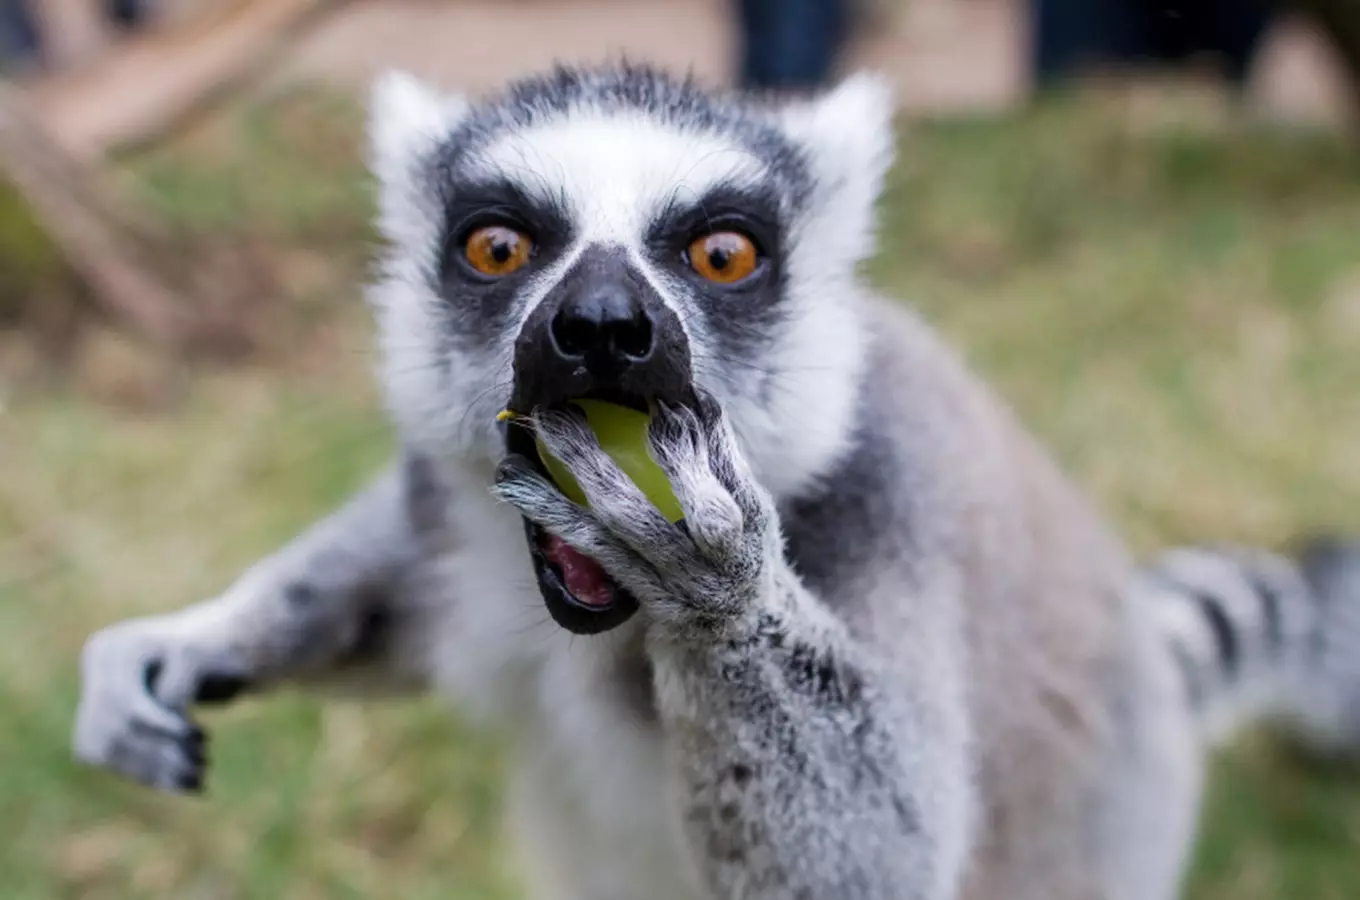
[
  {"left": 464, "top": 225, "right": 533, "bottom": 277},
  {"left": 686, "top": 231, "right": 760, "bottom": 285}
]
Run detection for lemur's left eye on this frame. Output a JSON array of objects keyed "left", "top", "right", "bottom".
[
  {"left": 686, "top": 231, "right": 760, "bottom": 285},
  {"left": 464, "top": 225, "right": 533, "bottom": 277}
]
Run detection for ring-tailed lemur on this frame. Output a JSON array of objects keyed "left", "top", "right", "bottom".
[{"left": 71, "top": 64, "right": 1360, "bottom": 900}]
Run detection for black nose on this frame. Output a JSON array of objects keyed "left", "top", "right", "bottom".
[
  {"left": 550, "top": 284, "right": 653, "bottom": 373},
  {"left": 509, "top": 246, "right": 692, "bottom": 413}
]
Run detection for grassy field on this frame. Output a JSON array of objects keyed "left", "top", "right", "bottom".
[{"left": 1, "top": 83, "right": 1359, "bottom": 899}]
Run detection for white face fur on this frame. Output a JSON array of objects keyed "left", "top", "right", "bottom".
[{"left": 366, "top": 65, "right": 896, "bottom": 501}]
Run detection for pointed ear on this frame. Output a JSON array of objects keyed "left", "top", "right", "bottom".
[
  {"left": 775, "top": 72, "right": 896, "bottom": 264},
  {"left": 367, "top": 70, "right": 469, "bottom": 247},
  {"left": 367, "top": 70, "right": 468, "bottom": 186}
]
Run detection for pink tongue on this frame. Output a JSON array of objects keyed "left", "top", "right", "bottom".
[{"left": 542, "top": 535, "right": 615, "bottom": 607}]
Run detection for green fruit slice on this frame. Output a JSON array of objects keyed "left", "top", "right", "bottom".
[{"left": 533, "top": 399, "right": 685, "bottom": 523}]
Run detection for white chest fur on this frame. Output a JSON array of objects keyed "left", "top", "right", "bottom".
[
  {"left": 506, "top": 642, "right": 699, "bottom": 900},
  {"left": 425, "top": 485, "right": 700, "bottom": 900}
]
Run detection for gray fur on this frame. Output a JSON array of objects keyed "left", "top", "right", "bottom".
[
  {"left": 1138, "top": 540, "right": 1360, "bottom": 752},
  {"left": 71, "top": 63, "right": 1360, "bottom": 900},
  {"left": 493, "top": 390, "right": 958, "bottom": 896},
  {"left": 72, "top": 453, "right": 441, "bottom": 791}
]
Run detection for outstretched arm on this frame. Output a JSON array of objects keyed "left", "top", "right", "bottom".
[
  {"left": 494, "top": 395, "right": 973, "bottom": 900},
  {"left": 73, "top": 450, "right": 449, "bottom": 793}
]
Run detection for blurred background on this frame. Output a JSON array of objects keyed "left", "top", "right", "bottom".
[{"left": 0, "top": 0, "right": 1358, "bottom": 897}]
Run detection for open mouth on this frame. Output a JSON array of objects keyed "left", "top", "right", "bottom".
[{"left": 504, "top": 390, "right": 648, "bottom": 635}]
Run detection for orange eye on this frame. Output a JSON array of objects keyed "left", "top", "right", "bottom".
[
  {"left": 464, "top": 225, "right": 532, "bottom": 277},
  {"left": 686, "top": 231, "right": 760, "bottom": 284}
]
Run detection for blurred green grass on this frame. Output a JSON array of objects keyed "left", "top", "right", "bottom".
[{"left": 1, "top": 84, "right": 1359, "bottom": 898}]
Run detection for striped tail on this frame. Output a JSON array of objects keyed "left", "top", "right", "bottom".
[{"left": 1139, "top": 537, "right": 1360, "bottom": 753}]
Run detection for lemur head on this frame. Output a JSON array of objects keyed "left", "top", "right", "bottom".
[{"left": 367, "top": 64, "right": 894, "bottom": 629}]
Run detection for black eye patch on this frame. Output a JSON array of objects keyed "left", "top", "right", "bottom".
[
  {"left": 644, "top": 183, "right": 784, "bottom": 264},
  {"left": 642, "top": 183, "right": 789, "bottom": 362},
  {"left": 436, "top": 179, "right": 575, "bottom": 286},
  {"left": 427, "top": 179, "right": 575, "bottom": 353}
]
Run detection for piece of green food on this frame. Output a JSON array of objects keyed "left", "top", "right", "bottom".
[{"left": 533, "top": 399, "right": 685, "bottom": 523}]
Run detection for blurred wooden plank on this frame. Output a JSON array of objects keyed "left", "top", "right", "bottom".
[
  {"left": 0, "top": 86, "right": 268, "bottom": 356},
  {"left": 0, "top": 86, "right": 193, "bottom": 346},
  {"left": 23, "top": 0, "right": 343, "bottom": 159}
]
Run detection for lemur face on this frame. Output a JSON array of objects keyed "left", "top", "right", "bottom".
[{"left": 366, "top": 65, "right": 895, "bottom": 628}]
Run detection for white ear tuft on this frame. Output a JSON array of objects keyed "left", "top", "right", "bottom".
[
  {"left": 366, "top": 70, "right": 469, "bottom": 248},
  {"left": 777, "top": 71, "right": 897, "bottom": 262},
  {"left": 785, "top": 71, "right": 896, "bottom": 181},
  {"left": 367, "top": 70, "right": 468, "bottom": 183}
]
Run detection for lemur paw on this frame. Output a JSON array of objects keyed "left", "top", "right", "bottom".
[
  {"left": 493, "top": 390, "right": 782, "bottom": 632},
  {"left": 73, "top": 622, "right": 251, "bottom": 794}
]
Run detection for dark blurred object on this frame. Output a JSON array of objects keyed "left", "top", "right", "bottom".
[
  {"left": 1032, "top": 0, "right": 1278, "bottom": 88},
  {"left": 106, "top": 0, "right": 154, "bottom": 32},
  {"left": 0, "top": 0, "right": 41, "bottom": 73},
  {"left": 736, "top": 0, "right": 851, "bottom": 91},
  {"left": 0, "top": 0, "right": 155, "bottom": 74}
]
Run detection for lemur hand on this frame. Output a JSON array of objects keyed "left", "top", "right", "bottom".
[
  {"left": 493, "top": 389, "right": 783, "bottom": 638},
  {"left": 73, "top": 618, "right": 251, "bottom": 793}
]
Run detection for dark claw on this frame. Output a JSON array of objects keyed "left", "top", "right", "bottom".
[
  {"left": 175, "top": 767, "right": 204, "bottom": 794},
  {"left": 196, "top": 673, "right": 251, "bottom": 705},
  {"left": 496, "top": 454, "right": 538, "bottom": 485},
  {"left": 691, "top": 387, "right": 725, "bottom": 426},
  {"left": 183, "top": 737, "right": 207, "bottom": 767},
  {"left": 144, "top": 659, "right": 164, "bottom": 693}
]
